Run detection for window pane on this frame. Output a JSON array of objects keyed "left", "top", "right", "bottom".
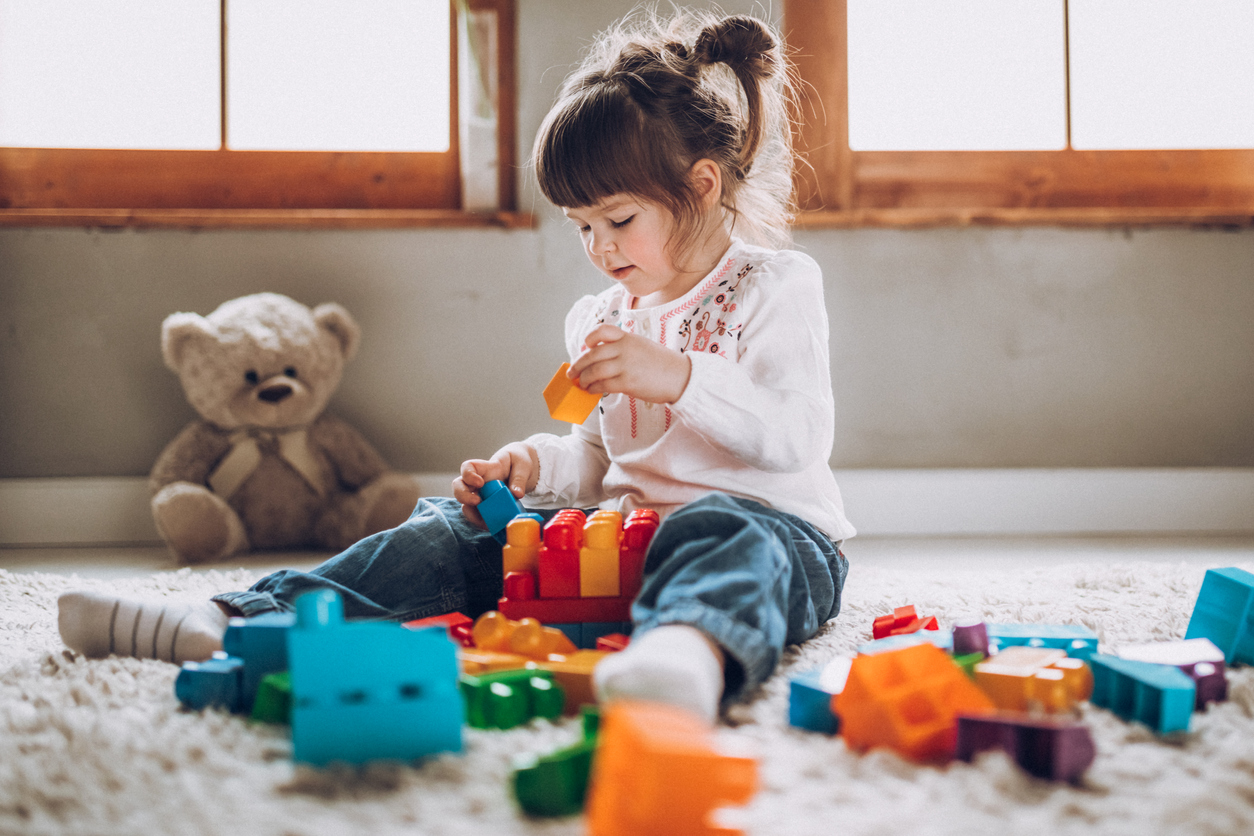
[
  {"left": 227, "top": 0, "right": 450, "bottom": 152},
  {"left": 847, "top": 0, "right": 1067, "bottom": 151},
  {"left": 1070, "top": 0, "right": 1254, "bottom": 150},
  {"left": 0, "top": 0, "right": 220, "bottom": 150}
]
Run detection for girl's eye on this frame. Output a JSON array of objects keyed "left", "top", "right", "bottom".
[{"left": 611, "top": 216, "right": 634, "bottom": 229}]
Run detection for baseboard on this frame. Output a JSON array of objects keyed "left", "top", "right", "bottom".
[{"left": 1, "top": 469, "right": 1252, "bottom": 547}]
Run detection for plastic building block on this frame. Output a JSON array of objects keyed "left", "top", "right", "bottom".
[
  {"left": 596, "top": 633, "right": 631, "bottom": 652},
  {"left": 287, "top": 590, "right": 463, "bottom": 766},
  {"left": 503, "top": 571, "right": 537, "bottom": 601},
  {"left": 579, "top": 622, "right": 631, "bottom": 649},
  {"left": 973, "top": 646, "right": 1093, "bottom": 713},
  {"left": 1088, "top": 653, "right": 1196, "bottom": 734},
  {"left": 221, "top": 611, "right": 296, "bottom": 712},
  {"left": 512, "top": 706, "right": 601, "bottom": 817},
  {"left": 403, "top": 612, "right": 475, "bottom": 647},
  {"left": 458, "top": 647, "right": 533, "bottom": 675},
  {"left": 858, "top": 629, "right": 953, "bottom": 656},
  {"left": 1117, "top": 637, "right": 1228, "bottom": 708},
  {"left": 585, "top": 700, "right": 757, "bottom": 836},
  {"left": 529, "top": 649, "right": 610, "bottom": 713},
  {"left": 502, "top": 514, "right": 544, "bottom": 575},
  {"left": 956, "top": 712, "right": 1096, "bottom": 783},
  {"left": 499, "top": 594, "right": 633, "bottom": 625},
  {"left": 952, "top": 619, "right": 990, "bottom": 658},
  {"left": 580, "top": 511, "right": 623, "bottom": 597},
  {"left": 1184, "top": 566, "right": 1254, "bottom": 666},
  {"left": 250, "top": 671, "right": 292, "bottom": 724},
  {"left": 470, "top": 610, "right": 577, "bottom": 659},
  {"left": 788, "top": 656, "right": 852, "bottom": 734},
  {"left": 872, "top": 605, "right": 939, "bottom": 640},
  {"left": 620, "top": 508, "right": 659, "bottom": 600},
  {"left": 476, "top": 480, "right": 527, "bottom": 545},
  {"left": 544, "top": 362, "right": 602, "bottom": 424},
  {"left": 986, "top": 623, "right": 1098, "bottom": 660},
  {"left": 175, "top": 653, "right": 245, "bottom": 712},
  {"left": 459, "top": 668, "right": 565, "bottom": 729},
  {"left": 836, "top": 642, "right": 995, "bottom": 763},
  {"left": 539, "top": 512, "right": 583, "bottom": 598}
]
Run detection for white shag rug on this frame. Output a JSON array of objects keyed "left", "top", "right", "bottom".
[{"left": 3, "top": 560, "right": 1254, "bottom": 836}]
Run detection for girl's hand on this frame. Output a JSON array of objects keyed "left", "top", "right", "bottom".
[
  {"left": 570, "top": 324, "right": 692, "bottom": 404},
  {"left": 453, "top": 442, "right": 539, "bottom": 529}
]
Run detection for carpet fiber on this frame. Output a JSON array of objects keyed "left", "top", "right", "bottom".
[{"left": 3, "top": 559, "right": 1253, "bottom": 836}]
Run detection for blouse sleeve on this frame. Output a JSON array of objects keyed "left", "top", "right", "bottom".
[
  {"left": 522, "top": 294, "right": 614, "bottom": 508},
  {"left": 669, "top": 251, "right": 835, "bottom": 473}
]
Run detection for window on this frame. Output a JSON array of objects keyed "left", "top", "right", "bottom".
[
  {"left": 785, "top": 0, "right": 1254, "bottom": 227},
  {"left": 0, "top": 0, "right": 526, "bottom": 229}
]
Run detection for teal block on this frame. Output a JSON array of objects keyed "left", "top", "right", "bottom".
[
  {"left": 222, "top": 611, "right": 295, "bottom": 711},
  {"left": 1089, "top": 654, "right": 1196, "bottom": 734},
  {"left": 288, "top": 590, "right": 463, "bottom": 766},
  {"left": 477, "top": 480, "right": 527, "bottom": 544},
  {"left": 175, "top": 653, "right": 244, "bottom": 712},
  {"left": 986, "top": 623, "right": 1098, "bottom": 660},
  {"left": 1184, "top": 566, "right": 1254, "bottom": 666}
]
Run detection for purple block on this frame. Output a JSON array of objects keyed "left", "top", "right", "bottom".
[
  {"left": 952, "top": 619, "right": 989, "bottom": 658},
  {"left": 1180, "top": 660, "right": 1228, "bottom": 708},
  {"left": 956, "top": 713, "right": 1096, "bottom": 783}
]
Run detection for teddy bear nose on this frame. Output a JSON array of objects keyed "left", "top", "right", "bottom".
[{"left": 258, "top": 383, "right": 294, "bottom": 403}]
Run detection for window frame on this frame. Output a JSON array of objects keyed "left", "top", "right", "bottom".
[
  {"left": 784, "top": 0, "right": 1254, "bottom": 228},
  {"left": 0, "top": 0, "right": 530, "bottom": 230}
]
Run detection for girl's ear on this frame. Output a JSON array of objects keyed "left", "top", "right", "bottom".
[{"left": 689, "top": 158, "right": 723, "bottom": 208}]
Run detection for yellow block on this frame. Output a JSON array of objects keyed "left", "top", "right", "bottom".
[
  {"left": 502, "top": 516, "right": 541, "bottom": 575},
  {"left": 580, "top": 514, "right": 622, "bottom": 597},
  {"left": 543, "top": 363, "right": 601, "bottom": 424}
]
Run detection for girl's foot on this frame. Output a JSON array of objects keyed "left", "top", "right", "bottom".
[
  {"left": 57, "top": 591, "right": 230, "bottom": 664},
  {"left": 592, "top": 623, "right": 725, "bottom": 723}
]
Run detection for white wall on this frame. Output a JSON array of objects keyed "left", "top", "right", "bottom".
[{"left": 1, "top": 0, "right": 1252, "bottom": 479}]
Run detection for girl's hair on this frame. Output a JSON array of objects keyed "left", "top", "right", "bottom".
[{"left": 533, "top": 8, "right": 796, "bottom": 252}]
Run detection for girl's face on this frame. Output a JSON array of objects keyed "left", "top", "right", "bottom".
[{"left": 564, "top": 194, "right": 726, "bottom": 309}]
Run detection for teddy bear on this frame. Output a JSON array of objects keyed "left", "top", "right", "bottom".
[{"left": 149, "top": 292, "right": 421, "bottom": 564}]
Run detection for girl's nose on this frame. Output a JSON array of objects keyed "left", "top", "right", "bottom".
[{"left": 589, "top": 230, "right": 616, "bottom": 256}]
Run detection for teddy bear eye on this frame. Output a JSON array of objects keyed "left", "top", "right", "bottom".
[
  {"left": 244, "top": 370, "right": 260, "bottom": 385},
  {"left": 284, "top": 367, "right": 298, "bottom": 379}
]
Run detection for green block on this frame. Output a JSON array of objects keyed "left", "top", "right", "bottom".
[
  {"left": 512, "top": 706, "right": 601, "bottom": 817},
  {"left": 459, "top": 669, "right": 564, "bottom": 730},
  {"left": 250, "top": 671, "right": 292, "bottom": 724},
  {"left": 952, "top": 651, "right": 985, "bottom": 678}
]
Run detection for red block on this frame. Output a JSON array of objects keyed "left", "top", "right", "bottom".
[
  {"left": 872, "top": 605, "right": 939, "bottom": 639},
  {"left": 539, "top": 516, "right": 583, "bottom": 598},
  {"left": 402, "top": 612, "right": 475, "bottom": 647},
  {"left": 499, "top": 595, "right": 633, "bottom": 624},
  {"left": 596, "top": 633, "right": 631, "bottom": 652},
  {"left": 620, "top": 509, "right": 659, "bottom": 601},
  {"left": 504, "top": 571, "right": 537, "bottom": 601}
]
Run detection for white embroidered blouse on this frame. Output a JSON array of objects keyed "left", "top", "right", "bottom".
[{"left": 524, "top": 238, "right": 856, "bottom": 543}]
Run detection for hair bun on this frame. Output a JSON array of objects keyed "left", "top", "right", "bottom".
[{"left": 694, "top": 15, "right": 778, "bottom": 75}]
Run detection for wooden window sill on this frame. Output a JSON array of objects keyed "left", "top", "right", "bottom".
[
  {"left": 0, "top": 208, "right": 537, "bottom": 230},
  {"left": 794, "top": 207, "right": 1254, "bottom": 230}
]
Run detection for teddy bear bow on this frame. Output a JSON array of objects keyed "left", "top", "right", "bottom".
[{"left": 207, "top": 428, "right": 327, "bottom": 499}]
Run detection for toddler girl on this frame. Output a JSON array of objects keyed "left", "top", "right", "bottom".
[{"left": 59, "top": 9, "right": 854, "bottom": 723}]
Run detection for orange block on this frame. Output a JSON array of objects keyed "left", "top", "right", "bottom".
[
  {"left": 502, "top": 516, "right": 542, "bottom": 575},
  {"left": 528, "top": 649, "right": 609, "bottom": 713},
  {"left": 580, "top": 511, "right": 623, "bottom": 597},
  {"left": 836, "top": 642, "right": 995, "bottom": 763},
  {"left": 470, "top": 611, "right": 577, "bottom": 658},
  {"left": 586, "top": 701, "right": 757, "bottom": 836},
  {"left": 543, "top": 363, "right": 601, "bottom": 423},
  {"left": 974, "top": 646, "right": 1094, "bottom": 713}
]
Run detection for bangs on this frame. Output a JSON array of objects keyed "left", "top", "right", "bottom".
[{"left": 534, "top": 85, "right": 681, "bottom": 210}]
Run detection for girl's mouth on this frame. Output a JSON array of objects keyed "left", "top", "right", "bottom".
[{"left": 610, "top": 265, "right": 634, "bottom": 279}]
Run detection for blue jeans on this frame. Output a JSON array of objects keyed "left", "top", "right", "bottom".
[{"left": 214, "top": 493, "right": 848, "bottom": 701}]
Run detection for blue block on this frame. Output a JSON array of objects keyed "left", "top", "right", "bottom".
[
  {"left": 551, "top": 623, "right": 583, "bottom": 647},
  {"left": 175, "top": 653, "right": 245, "bottom": 712},
  {"left": 222, "top": 611, "right": 296, "bottom": 711},
  {"left": 858, "top": 629, "right": 952, "bottom": 655},
  {"left": 788, "top": 657, "right": 852, "bottom": 734},
  {"left": 1089, "top": 654, "right": 1196, "bottom": 734},
  {"left": 1184, "top": 566, "right": 1254, "bottom": 666},
  {"left": 288, "top": 590, "right": 464, "bottom": 766},
  {"left": 477, "top": 480, "right": 527, "bottom": 544},
  {"left": 986, "top": 623, "right": 1098, "bottom": 660}
]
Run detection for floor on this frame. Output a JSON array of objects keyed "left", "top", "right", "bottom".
[{"left": 2, "top": 534, "right": 1253, "bottom": 579}]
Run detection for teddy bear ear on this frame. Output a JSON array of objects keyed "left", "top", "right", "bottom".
[
  {"left": 161, "top": 312, "right": 216, "bottom": 373},
  {"left": 313, "top": 302, "right": 361, "bottom": 362}
]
